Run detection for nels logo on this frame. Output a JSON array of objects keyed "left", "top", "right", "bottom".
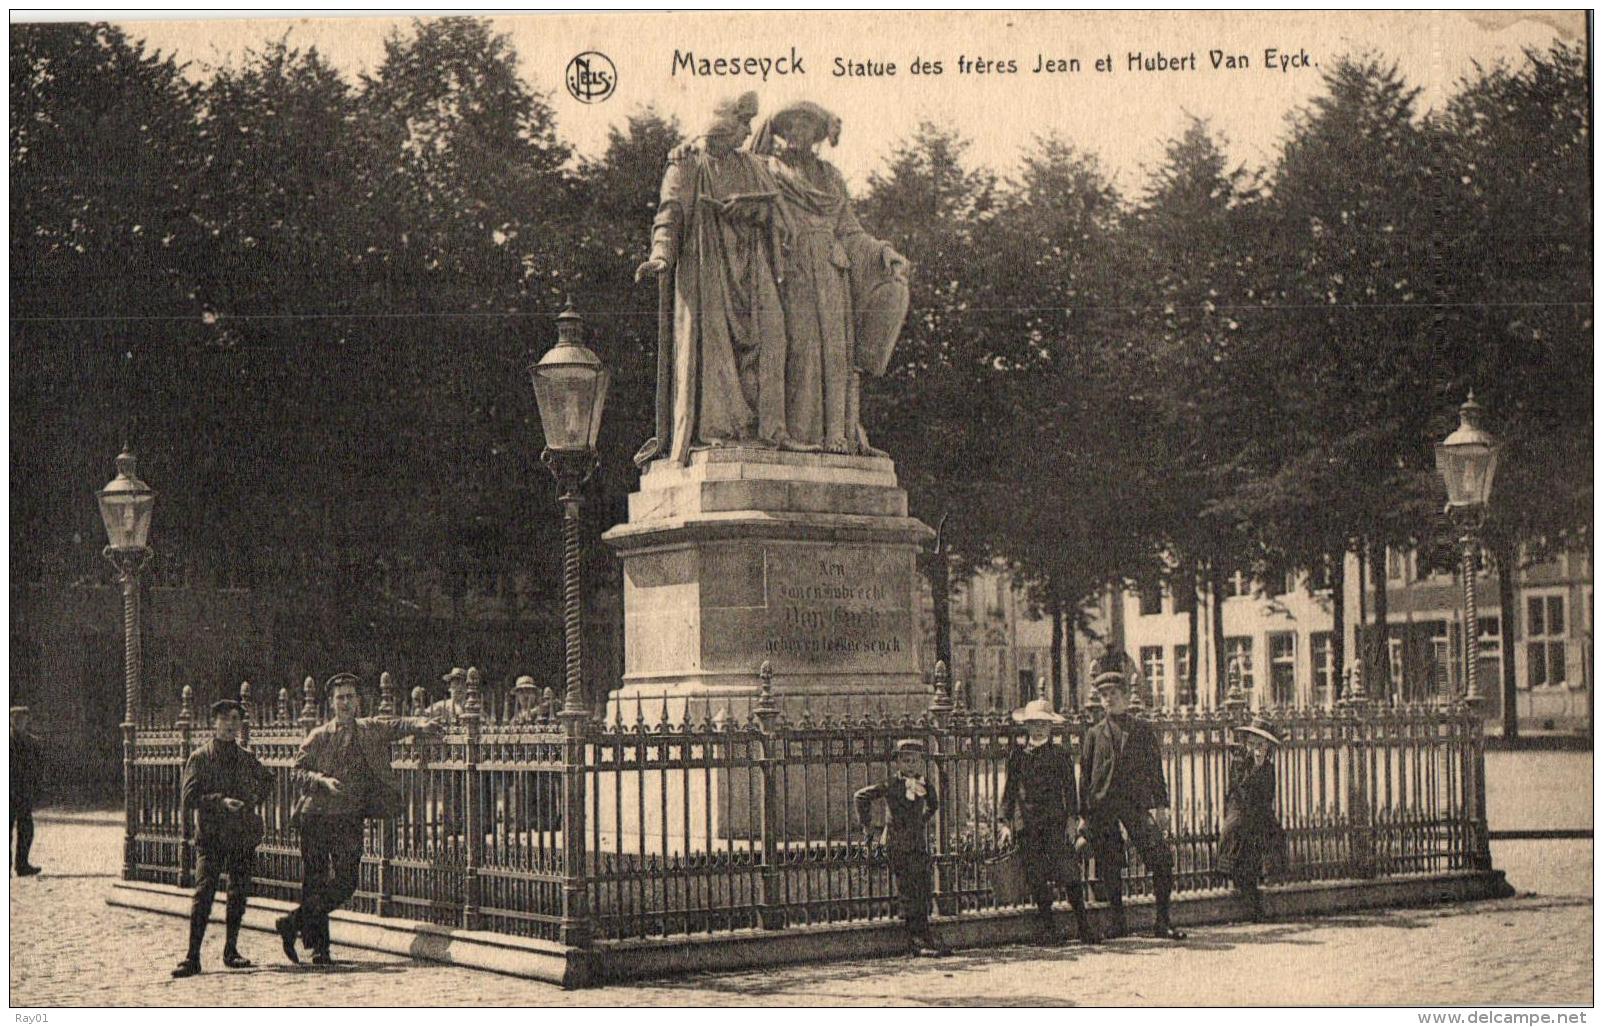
[{"left": 566, "top": 51, "right": 617, "bottom": 104}]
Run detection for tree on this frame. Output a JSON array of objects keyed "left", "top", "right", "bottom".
[
  {"left": 1251, "top": 57, "right": 1447, "bottom": 699},
  {"left": 1432, "top": 42, "right": 1591, "bottom": 732},
  {"left": 1127, "top": 117, "right": 1268, "bottom": 702}
]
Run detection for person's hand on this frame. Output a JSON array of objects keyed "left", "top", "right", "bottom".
[
  {"left": 322, "top": 777, "right": 344, "bottom": 795},
  {"left": 421, "top": 718, "right": 445, "bottom": 736},
  {"left": 881, "top": 246, "right": 909, "bottom": 277},
  {"left": 1076, "top": 816, "right": 1088, "bottom": 837},
  {"left": 635, "top": 258, "right": 668, "bottom": 284},
  {"left": 996, "top": 824, "right": 1012, "bottom": 847},
  {"left": 1153, "top": 808, "right": 1172, "bottom": 834},
  {"left": 221, "top": 797, "right": 245, "bottom": 813}
]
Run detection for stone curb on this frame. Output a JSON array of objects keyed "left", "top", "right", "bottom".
[{"left": 109, "top": 869, "right": 1512, "bottom": 989}]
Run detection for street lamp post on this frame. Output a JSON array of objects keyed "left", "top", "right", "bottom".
[
  {"left": 1434, "top": 392, "right": 1499, "bottom": 711},
  {"left": 97, "top": 448, "right": 156, "bottom": 881},
  {"left": 528, "top": 301, "right": 607, "bottom": 949}
]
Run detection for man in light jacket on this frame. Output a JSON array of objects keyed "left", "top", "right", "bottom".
[{"left": 275, "top": 673, "right": 442, "bottom": 965}]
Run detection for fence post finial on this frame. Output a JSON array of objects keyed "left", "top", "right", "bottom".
[
  {"left": 465, "top": 666, "right": 483, "bottom": 719},
  {"left": 1342, "top": 658, "right": 1368, "bottom": 710},
  {"left": 1224, "top": 657, "right": 1248, "bottom": 713},
  {"left": 298, "top": 676, "right": 319, "bottom": 729},
  {"left": 277, "top": 686, "right": 290, "bottom": 724},
  {"left": 929, "top": 661, "right": 953, "bottom": 725},
  {"left": 754, "top": 660, "right": 781, "bottom": 731},
  {"left": 238, "top": 680, "right": 252, "bottom": 745},
  {"left": 1128, "top": 670, "right": 1147, "bottom": 714},
  {"left": 177, "top": 683, "right": 194, "bottom": 729},
  {"left": 379, "top": 671, "right": 396, "bottom": 716}
]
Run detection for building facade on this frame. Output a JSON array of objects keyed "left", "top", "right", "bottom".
[{"left": 1107, "top": 548, "right": 1590, "bottom": 734}]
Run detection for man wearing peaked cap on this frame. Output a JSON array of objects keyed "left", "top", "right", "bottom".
[
  {"left": 10, "top": 706, "right": 43, "bottom": 877},
  {"left": 428, "top": 668, "right": 468, "bottom": 724},
  {"left": 1078, "top": 670, "right": 1186, "bottom": 940},
  {"left": 278, "top": 672, "right": 444, "bottom": 966},
  {"left": 1001, "top": 699, "right": 1097, "bottom": 945},
  {"left": 172, "top": 699, "right": 274, "bottom": 978},
  {"left": 855, "top": 737, "right": 945, "bottom": 955}
]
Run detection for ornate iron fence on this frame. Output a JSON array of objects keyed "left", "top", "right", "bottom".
[{"left": 127, "top": 663, "right": 1491, "bottom": 948}]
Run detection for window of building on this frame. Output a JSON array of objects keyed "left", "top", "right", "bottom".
[
  {"left": 1226, "top": 571, "right": 1251, "bottom": 598},
  {"left": 1138, "top": 583, "right": 1163, "bottom": 616},
  {"left": 1386, "top": 547, "right": 1410, "bottom": 582},
  {"left": 1311, "top": 632, "right": 1334, "bottom": 706},
  {"left": 1387, "top": 637, "right": 1406, "bottom": 693},
  {"left": 1174, "top": 645, "right": 1195, "bottom": 707},
  {"left": 1308, "top": 559, "right": 1333, "bottom": 593},
  {"left": 1224, "top": 636, "right": 1254, "bottom": 690},
  {"left": 1527, "top": 594, "right": 1567, "bottom": 687},
  {"left": 1140, "top": 646, "right": 1166, "bottom": 704},
  {"left": 1269, "top": 570, "right": 1296, "bottom": 598},
  {"left": 1174, "top": 581, "right": 1197, "bottom": 614},
  {"left": 1476, "top": 615, "right": 1502, "bottom": 695},
  {"left": 993, "top": 576, "right": 1007, "bottom": 617},
  {"left": 1269, "top": 633, "right": 1296, "bottom": 705},
  {"left": 1428, "top": 620, "right": 1454, "bottom": 699},
  {"left": 1018, "top": 668, "right": 1036, "bottom": 704}
]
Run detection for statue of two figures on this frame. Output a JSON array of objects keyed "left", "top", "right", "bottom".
[{"left": 633, "top": 94, "right": 911, "bottom": 467}]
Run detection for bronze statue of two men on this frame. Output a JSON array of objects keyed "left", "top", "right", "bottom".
[{"left": 634, "top": 94, "right": 910, "bottom": 467}]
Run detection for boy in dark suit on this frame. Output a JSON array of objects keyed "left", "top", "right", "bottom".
[
  {"left": 172, "top": 699, "right": 274, "bottom": 978},
  {"left": 1078, "top": 671, "right": 1186, "bottom": 940},
  {"left": 1000, "top": 698, "right": 1097, "bottom": 944},
  {"left": 855, "top": 738, "right": 945, "bottom": 955}
]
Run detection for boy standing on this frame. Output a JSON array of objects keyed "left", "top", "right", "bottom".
[
  {"left": 172, "top": 699, "right": 273, "bottom": 978},
  {"left": 1000, "top": 698, "right": 1097, "bottom": 944},
  {"left": 855, "top": 738, "right": 945, "bottom": 956},
  {"left": 1079, "top": 671, "right": 1186, "bottom": 940}
]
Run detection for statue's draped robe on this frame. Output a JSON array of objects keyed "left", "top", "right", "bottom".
[
  {"left": 656, "top": 149, "right": 788, "bottom": 464},
  {"left": 764, "top": 154, "right": 886, "bottom": 451}
]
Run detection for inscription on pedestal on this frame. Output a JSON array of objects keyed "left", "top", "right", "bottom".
[{"left": 761, "top": 548, "right": 911, "bottom": 667}]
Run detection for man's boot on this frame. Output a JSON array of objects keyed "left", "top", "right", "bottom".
[
  {"left": 1033, "top": 906, "right": 1064, "bottom": 945},
  {"left": 1105, "top": 890, "right": 1128, "bottom": 939},
  {"left": 1068, "top": 885, "right": 1100, "bottom": 944},
  {"left": 1241, "top": 880, "right": 1266, "bottom": 922},
  {"left": 1152, "top": 878, "right": 1187, "bottom": 940}
]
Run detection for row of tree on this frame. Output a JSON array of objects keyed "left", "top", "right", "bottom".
[{"left": 11, "top": 19, "right": 1591, "bottom": 706}]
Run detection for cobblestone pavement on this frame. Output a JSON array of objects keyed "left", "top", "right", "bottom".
[{"left": 9, "top": 822, "right": 1590, "bottom": 1007}]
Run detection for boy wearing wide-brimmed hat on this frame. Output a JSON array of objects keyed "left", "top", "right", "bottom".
[
  {"left": 855, "top": 738, "right": 945, "bottom": 955},
  {"left": 1000, "top": 698, "right": 1098, "bottom": 944},
  {"left": 1218, "top": 717, "right": 1287, "bottom": 921},
  {"left": 1078, "top": 670, "right": 1186, "bottom": 940}
]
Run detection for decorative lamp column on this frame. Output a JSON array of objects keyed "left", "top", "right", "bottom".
[
  {"left": 529, "top": 300, "right": 608, "bottom": 949},
  {"left": 1435, "top": 392, "right": 1499, "bottom": 709},
  {"left": 98, "top": 448, "right": 156, "bottom": 881},
  {"left": 530, "top": 301, "right": 608, "bottom": 719}
]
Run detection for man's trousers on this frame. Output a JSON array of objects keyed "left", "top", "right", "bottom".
[
  {"left": 186, "top": 847, "right": 255, "bottom": 960},
  {"left": 289, "top": 814, "right": 365, "bottom": 952}
]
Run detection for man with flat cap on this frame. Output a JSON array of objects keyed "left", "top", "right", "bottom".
[
  {"left": 855, "top": 738, "right": 945, "bottom": 955},
  {"left": 10, "top": 706, "right": 44, "bottom": 877},
  {"left": 277, "top": 673, "right": 443, "bottom": 965},
  {"left": 172, "top": 699, "right": 274, "bottom": 978},
  {"left": 1078, "top": 669, "right": 1186, "bottom": 940}
]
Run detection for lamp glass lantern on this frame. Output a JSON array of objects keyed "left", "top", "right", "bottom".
[
  {"left": 97, "top": 450, "right": 157, "bottom": 551},
  {"left": 529, "top": 306, "right": 608, "bottom": 453},
  {"left": 1434, "top": 393, "right": 1499, "bottom": 511}
]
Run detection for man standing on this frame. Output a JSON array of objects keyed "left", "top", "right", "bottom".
[
  {"left": 426, "top": 667, "right": 468, "bottom": 724},
  {"left": 1000, "top": 698, "right": 1097, "bottom": 944},
  {"left": 172, "top": 699, "right": 273, "bottom": 978},
  {"left": 277, "top": 673, "right": 441, "bottom": 965},
  {"left": 10, "top": 706, "right": 43, "bottom": 877},
  {"left": 1078, "top": 670, "right": 1187, "bottom": 940}
]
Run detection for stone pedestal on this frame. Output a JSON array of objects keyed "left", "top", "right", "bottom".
[{"left": 601, "top": 448, "right": 936, "bottom": 725}]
